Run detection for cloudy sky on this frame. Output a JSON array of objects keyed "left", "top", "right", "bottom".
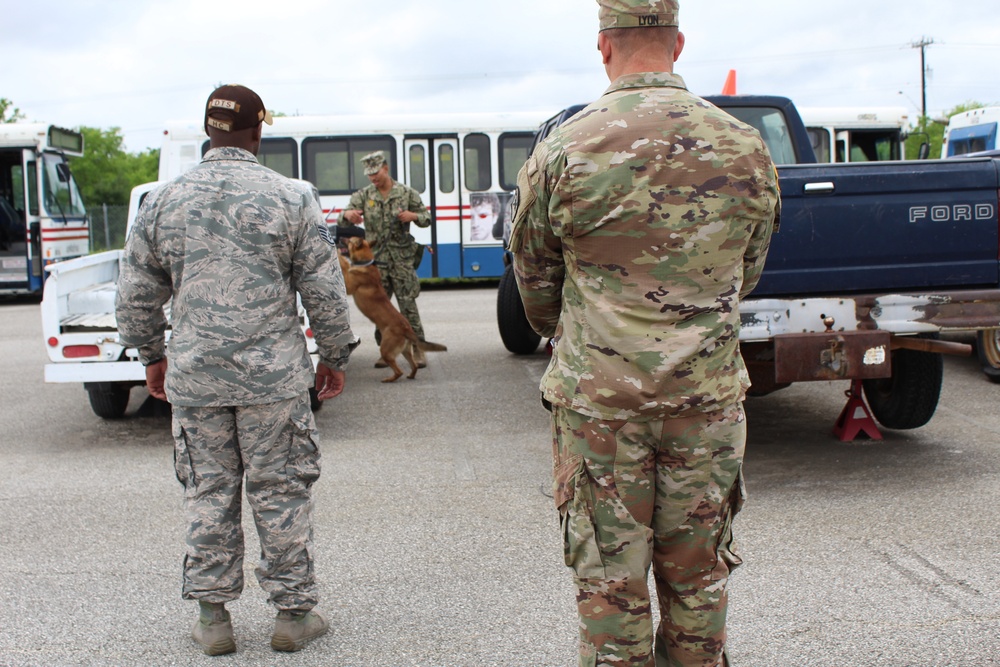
[{"left": 4, "top": 0, "right": 999, "bottom": 153}]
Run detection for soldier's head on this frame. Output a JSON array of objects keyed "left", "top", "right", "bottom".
[
  {"left": 204, "top": 84, "right": 273, "bottom": 155},
  {"left": 595, "top": 0, "right": 684, "bottom": 79},
  {"left": 361, "top": 151, "right": 391, "bottom": 188}
]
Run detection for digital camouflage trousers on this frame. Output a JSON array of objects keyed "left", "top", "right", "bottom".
[
  {"left": 171, "top": 393, "right": 322, "bottom": 611},
  {"left": 551, "top": 403, "right": 746, "bottom": 667}
]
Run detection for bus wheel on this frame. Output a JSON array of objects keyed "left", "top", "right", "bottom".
[
  {"left": 309, "top": 387, "right": 323, "bottom": 412},
  {"left": 976, "top": 328, "right": 1000, "bottom": 383},
  {"left": 86, "top": 382, "right": 131, "bottom": 419},
  {"left": 497, "top": 264, "right": 541, "bottom": 355},
  {"left": 862, "top": 345, "right": 942, "bottom": 430}
]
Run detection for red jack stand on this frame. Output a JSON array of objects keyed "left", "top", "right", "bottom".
[{"left": 832, "top": 380, "right": 883, "bottom": 442}]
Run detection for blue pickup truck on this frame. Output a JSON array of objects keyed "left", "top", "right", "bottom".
[{"left": 497, "top": 95, "right": 1000, "bottom": 431}]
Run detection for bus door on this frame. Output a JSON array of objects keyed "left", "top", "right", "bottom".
[
  {"left": 403, "top": 136, "right": 460, "bottom": 279},
  {"left": 0, "top": 148, "right": 31, "bottom": 291}
]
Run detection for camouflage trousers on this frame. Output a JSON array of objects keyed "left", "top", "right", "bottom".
[
  {"left": 550, "top": 403, "right": 746, "bottom": 667},
  {"left": 379, "top": 259, "right": 425, "bottom": 340},
  {"left": 171, "top": 393, "right": 322, "bottom": 611}
]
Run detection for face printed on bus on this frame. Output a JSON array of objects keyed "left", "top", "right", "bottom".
[{"left": 469, "top": 194, "right": 501, "bottom": 241}]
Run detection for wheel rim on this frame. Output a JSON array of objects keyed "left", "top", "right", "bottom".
[{"left": 981, "top": 329, "right": 1000, "bottom": 368}]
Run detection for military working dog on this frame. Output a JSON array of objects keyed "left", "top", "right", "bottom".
[{"left": 338, "top": 237, "right": 447, "bottom": 382}]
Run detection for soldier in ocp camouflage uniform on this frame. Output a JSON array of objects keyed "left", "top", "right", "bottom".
[
  {"left": 510, "top": 2, "right": 780, "bottom": 665},
  {"left": 338, "top": 151, "right": 432, "bottom": 366},
  {"left": 116, "top": 84, "right": 359, "bottom": 656}
]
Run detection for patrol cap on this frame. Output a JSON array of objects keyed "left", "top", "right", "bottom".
[
  {"left": 362, "top": 151, "right": 388, "bottom": 175},
  {"left": 598, "top": 0, "right": 679, "bottom": 31},
  {"left": 204, "top": 84, "right": 274, "bottom": 134}
]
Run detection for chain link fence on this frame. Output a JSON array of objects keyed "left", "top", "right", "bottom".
[{"left": 89, "top": 204, "right": 129, "bottom": 252}]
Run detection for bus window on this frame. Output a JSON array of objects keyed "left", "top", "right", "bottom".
[
  {"left": 303, "top": 136, "right": 394, "bottom": 195},
  {"left": 408, "top": 144, "right": 426, "bottom": 193},
  {"left": 499, "top": 132, "right": 533, "bottom": 190},
  {"left": 26, "top": 160, "right": 38, "bottom": 216},
  {"left": 199, "top": 138, "right": 297, "bottom": 177},
  {"left": 439, "top": 144, "right": 455, "bottom": 193},
  {"left": 258, "top": 138, "right": 298, "bottom": 178},
  {"left": 463, "top": 133, "right": 491, "bottom": 191},
  {"left": 42, "top": 153, "right": 86, "bottom": 217}
]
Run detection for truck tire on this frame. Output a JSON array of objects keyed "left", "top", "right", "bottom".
[
  {"left": 976, "top": 328, "right": 1000, "bottom": 383},
  {"left": 497, "top": 264, "right": 541, "bottom": 355},
  {"left": 862, "top": 345, "right": 942, "bottom": 430},
  {"left": 86, "top": 383, "right": 131, "bottom": 419}
]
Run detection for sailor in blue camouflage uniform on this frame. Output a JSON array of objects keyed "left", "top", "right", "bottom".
[
  {"left": 116, "top": 84, "right": 358, "bottom": 656},
  {"left": 510, "top": 3, "right": 780, "bottom": 665}
]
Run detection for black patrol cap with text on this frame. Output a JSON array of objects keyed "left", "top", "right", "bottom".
[{"left": 204, "top": 84, "right": 274, "bottom": 134}]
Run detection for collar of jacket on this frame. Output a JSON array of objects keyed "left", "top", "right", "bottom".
[
  {"left": 603, "top": 71, "right": 687, "bottom": 96},
  {"left": 201, "top": 146, "right": 259, "bottom": 164}
]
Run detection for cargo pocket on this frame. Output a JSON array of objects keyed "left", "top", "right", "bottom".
[
  {"left": 555, "top": 456, "right": 606, "bottom": 580},
  {"left": 285, "top": 413, "right": 321, "bottom": 487},
  {"left": 171, "top": 421, "right": 195, "bottom": 489},
  {"left": 713, "top": 467, "right": 746, "bottom": 579}
]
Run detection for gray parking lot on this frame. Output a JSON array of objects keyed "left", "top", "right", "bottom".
[{"left": 1, "top": 288, "right": 997, "bottom": 666}]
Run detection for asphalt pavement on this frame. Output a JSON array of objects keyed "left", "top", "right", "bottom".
[{"left": 0, "top": 288, "right": 997, "bottom": 667}]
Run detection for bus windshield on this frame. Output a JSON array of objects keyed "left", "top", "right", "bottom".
[{"left": 41, "top": 152, "right": 86, "bottom": 218}]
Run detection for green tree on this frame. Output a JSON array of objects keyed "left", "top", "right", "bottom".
[
  {"left": 906, "top": 101, "right": 988, "bottom": 160},
  {"left": 1, "top": 97, "right": 25, "bottom": 123},
  {"left": 70, "top": 127, "right": 159, "bottom": 207}
]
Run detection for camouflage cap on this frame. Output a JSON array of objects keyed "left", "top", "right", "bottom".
[
  {"left": 597, "top": 0, "right": 679, "bottom": 31},
  {"left": 204, "top": 84, "right": 274, "bottom": 134},
  {"left": 361, "top": 151, "right": 387, "bottom": 175}
]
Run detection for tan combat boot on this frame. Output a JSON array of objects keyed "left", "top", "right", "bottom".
[
  {"left": 413, "top": 345, "right": 427, "bottom": 369},
  {"left": 271, "top": 609, "right": 329, "bottom": 652},
  {"left": 192, "top": 601, "right": 236, "bottom": 656}
]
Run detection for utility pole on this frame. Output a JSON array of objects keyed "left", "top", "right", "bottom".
[{"left": 911, "top": 37, "right": 934, "bottom": 120}]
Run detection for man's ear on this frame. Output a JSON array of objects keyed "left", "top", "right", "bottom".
[
  {"left": 673, "top": 31, "right": 685, "bottom": 62},
  {"left": 598, "top": 32, "right": 612, "bottom": 65}
]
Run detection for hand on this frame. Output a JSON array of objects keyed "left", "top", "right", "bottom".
[
  {"left": 315, "top": 363, "right": 346, "bottom": 400},
  {"left": 344, "top": 209, "right": 364, "bottom": 225},
  {"left": 397, "top": 210, "right": 418, "bottom": 224},
  {"left": 145, "top": 358, "right": 168, "bottom": 401}
]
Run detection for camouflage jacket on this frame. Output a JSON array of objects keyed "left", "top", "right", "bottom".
[
  {"left": 116, "top": 147, "right": 358, "bottom": 407},
  {"left": 510, "top": 72, "right": 780, "bottom": 420},
  {"left": 336, "top": 181, "right": 429, "bottom": 264}
]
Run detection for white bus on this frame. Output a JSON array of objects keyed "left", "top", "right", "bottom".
[
  {"left": 0, "top": 124, "right": 88, "bottom": 294},
  {"left": 157, "top": 112, "right": 547, "bottom": 280},
  {"left": 799, "top": 106, "right": 909, "bottom": 163},
  {"left": 942, "top": 107, "right": 1000, "bottom": 157}
]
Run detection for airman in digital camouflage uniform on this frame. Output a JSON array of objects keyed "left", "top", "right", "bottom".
[
  {"left": 116, "top": 84, "right": 359, "bottom": 656},
  {"left": 338, "top": 151, "right": 433, "bottom": 367},
  {"left": 510, "top": 2, "right": 780, "bottom": 665}
]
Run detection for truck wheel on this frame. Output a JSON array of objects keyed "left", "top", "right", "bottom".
[
  {"left": 309, "top": 387, "right": 323, "bottom": 412},
  {"left": 862, "top": 345, "right": 943, "bottom": 430},
  {"left": 976, "top": 328, "right": 1000, "bottom": 383},
  {"left": 497, "top": 264, "right": 541, "bottom": 355},
  {"left": 86, "top": 383, "right": 131, "bottom": 419}
]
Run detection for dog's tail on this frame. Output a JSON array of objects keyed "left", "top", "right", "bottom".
[{"left": 416, "top": 340, "right": 448, "bottom": 352}]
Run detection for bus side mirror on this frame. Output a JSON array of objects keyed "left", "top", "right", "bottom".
[
  {"left": 56, "top": 163, "right": 71, "bottom": 183},
  {"left": 918, "top": 142, "right": 930, "bottom": 160}
]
